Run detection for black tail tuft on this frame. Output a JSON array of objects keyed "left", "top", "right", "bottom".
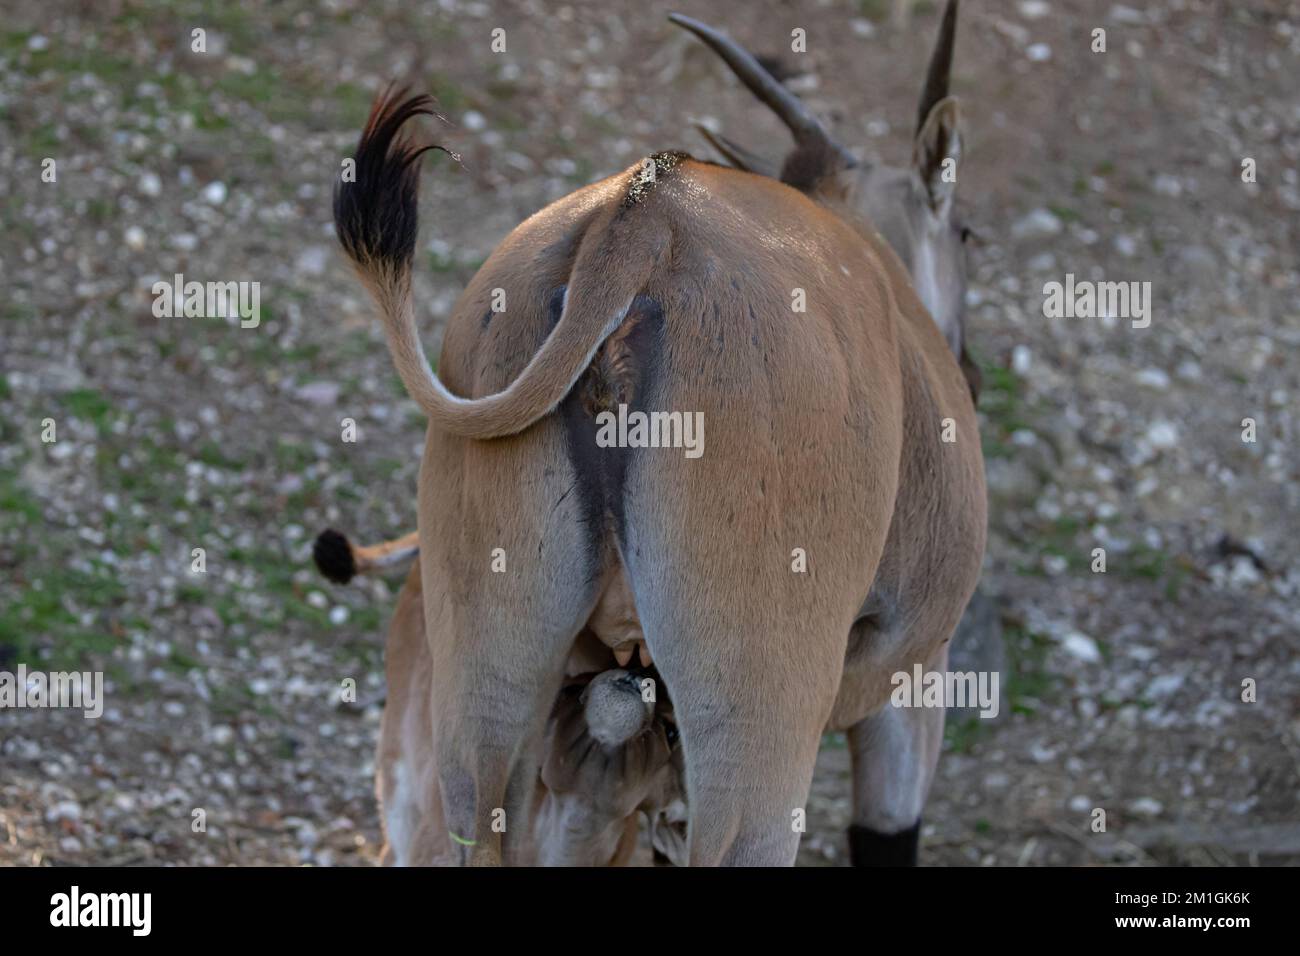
[
  {"left": 333, "top": 85, "right": 446, "bottom": 271},
  {"left": 313, "top": 528, "right": 357, "bottom": 584}
]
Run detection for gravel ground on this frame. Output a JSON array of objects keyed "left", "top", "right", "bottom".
[{"left": 1, "top": 0, "right": 1297, "bottom": 866}]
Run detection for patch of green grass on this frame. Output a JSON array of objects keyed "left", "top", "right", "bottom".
[
  {"left": 0, "top": 468, "right": 43, "bottom": 529},
  {"left": 61, "top": 387, "right": 114, "bottom": 433},
  {"left": 2, "top": 301, "right": 38, "bottom": 323},
  {"left": 1, "top": 29, "right": 35, "bottom": 54},
  {"left": 944, "top": 713, "right": 988, "bottom": 753},
  {"left": 213, "top": 65, "right": 278, "bottom": 107},
  {"left": 85, "top": 197, "right": 115, "bottom": 224},
  {"left": 0, "top": 565, "right": 128, "bottom": 668},
  {"left": 20, "top": 38, "right": 138, "bottom": 89},
  {"left": 166, "top": 647, "right": 202, "bottom": 673},
  {"left": 1047, "top": 204, "right": 1081, "bottom": 224},
  {"left": 331, "top": 81, "right": 373, "bottom": 121},
  {"left": 373, "top": 457, "right": 405, "bottom": 479},
  {"left": 1017, "top": 515, "right": 1091, "bottom": 576},
  {"left": 227, "top": 546, "right": 330, "bottom": 629},
  {"left": 974, "top": 353, "right": 1031, "bottom": 460},
  {"left": 273, "top": 438, "right": 314, "bottom": 471},
  {"left": 1002, "top": 623, "right": 1059, "bottom": 717},
  {"left": 196, "top": 440, "right": 247, "bottom": 471},
  {"left": 24, "top": 124, "right": 61, "bottom": 153},
  {"left": 427, "top": 250, "right": 460, "bottom": 274},
  {"left": 1112, "top": 544, "right": 1190, "bottom": 600},
  {"left": 99, "top": 438, "right": 186, "bottom": 506},
  {"left": 856, "top": 0, "right": 890, "bottom": 21},
  {"left": 429, "top": 73, "right": 467, "bottom": 115}
]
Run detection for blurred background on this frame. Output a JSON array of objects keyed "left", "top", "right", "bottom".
[{"left": 1, "top": 0, "right": 1297, "bottom": 865}]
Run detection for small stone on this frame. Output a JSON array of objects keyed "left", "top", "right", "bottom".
[
  {"left": 1011, "top": 208, "right": 1062, "bottom": 240},
  {"left": 1226, "top": 556, "right": 1262, "bottom": 587},
  {"left": 46, "top": 800, "right": 81, "bottom": 823},
  {"left": 1146, "top": 673, "right": 1184, "bottom": 699},
  {"left": 1012, "top": 345, "right": 1032, "bottom": 374},
  {"left": 295, "top": 381, "right": 340, "bottom": 405},
  {"left": 1030, "top": 743, "right": 1057, "bottom": 762},
  {"left": 140, "top": 172, "right": 163, "bottom": 197},
  {"left": 1026, "top": 43, "right": 1052, "bottom": 62},
  {"left": 202, "top": 181, "right": 228, "bottom": 205},
  {"left": 1153, "top": 174, "right": 1182, "bottom": 197},
  {"left": 210, "top": 725, "right": 235, "bottom": 745},
  {"left": 124, "top": 226, "right": 146, "bottom": 250},
  {"left": 1130, "top": 797, "right": 1163, "bottom": 817},
  {"left": 1146, "top": 420, "right": 1179, "bottom": 450},
  {"left": 296, "top": 246, "right": 329, "bottom": 276},
  {"left": 1109, "top": 5, "right": 1146, "bottom": 25},
  {"left": 1061, "top": 631, "right": 1101, "bottom": 663},
  {"left": 1135, "top": 368, "right": 1170, "bottom": 389}
]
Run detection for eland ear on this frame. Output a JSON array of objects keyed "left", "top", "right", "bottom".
[{"left": 913, "top": 96, "right": 962, "bottom": 218}]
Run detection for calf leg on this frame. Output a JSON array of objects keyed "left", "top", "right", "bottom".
[{"left": 375, "top": 565, "right": 454, "bottom": 865}]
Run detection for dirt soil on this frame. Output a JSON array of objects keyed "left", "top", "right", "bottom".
[{"left": 1, "top": 0, "right": 1297, "bottom": 866}]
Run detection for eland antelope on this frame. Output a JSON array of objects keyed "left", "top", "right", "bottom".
[{"left": 329, "top": 0, "right": 984, "bottom": 866}]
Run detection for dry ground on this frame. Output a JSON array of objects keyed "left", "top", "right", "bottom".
[{"left": 1, "top": 0, "right": 1297, "bottom": 866}]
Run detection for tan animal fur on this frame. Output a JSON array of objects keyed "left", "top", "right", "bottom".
[{"left": 330, "top": 2, "right": 983, "bottom": 866}]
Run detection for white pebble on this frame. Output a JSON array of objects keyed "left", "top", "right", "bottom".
[
  {"left": 1012, "top": 344, "right": 1033, "bottom": 374},
  {"left": 202, "top": 181, "right": 228, "bottom": 205},
  {"left": 1135, "top": 368, "right": 1170, "bottom": 389},
  {"left": 1061, "top": 631, "right": 1101, "bottom": 663},
  {"left": 210, "top": 725, "right": 235, "bottom": 745},
  {"left": 1145, "top": 420, "right": 1179, "bottom": 450},
  {"left": 1130, "top": 797, "right": 1163, "bottom": 817},
  {"left": 1011, "top": 208, "right": 1062, "bottom": 240}
]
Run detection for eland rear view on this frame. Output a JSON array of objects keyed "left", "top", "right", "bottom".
[{"left": 332, "top": 0, "right": 985, "bottom": 866}]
